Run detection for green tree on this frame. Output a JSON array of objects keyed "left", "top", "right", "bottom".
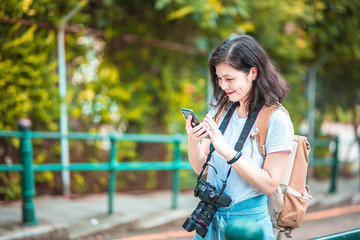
[
  {"left": 306, "top": 0, "right": 360, "bottom": 142},
  {"left": 1, "top": 0, "right": 358, "bottom": 199}
]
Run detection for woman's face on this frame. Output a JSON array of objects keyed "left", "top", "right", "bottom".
[{"left": 215, "top": 62, "right": 256, "bottom": 104}]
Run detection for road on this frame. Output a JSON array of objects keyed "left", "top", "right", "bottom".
[{"left": 80, "top": 204, "right": 360, "bottom": 240}]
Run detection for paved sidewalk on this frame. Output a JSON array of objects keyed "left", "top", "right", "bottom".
[{"left": 0, "top": 177, "right": 359, "bottom": 240}]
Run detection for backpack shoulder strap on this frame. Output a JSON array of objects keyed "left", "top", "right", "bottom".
[{"left": 256, "top": 104, "right": 288, "bottom": 158}]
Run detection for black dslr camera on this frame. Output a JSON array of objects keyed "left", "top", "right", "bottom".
[{"left": 182, "top": 180, "right": 231, "bottom": 237}]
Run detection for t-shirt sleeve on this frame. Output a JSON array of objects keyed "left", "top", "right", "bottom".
[{"left": 265, "top": 109, "right": 294, "bottom": 154}]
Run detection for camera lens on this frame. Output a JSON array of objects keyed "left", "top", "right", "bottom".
[
  {"left": 184, "top": 180, "right": 231, "bottom": 238},
  {"left": 182, "top": 201, "right": 218, "bottom": 237},
  {"left": 183, "top": 218, "right": 207, "bottom": 236},
  {"left": 193, "top": 201, "right": 217, "bottom": 226},
  {"left": 182, "top": 217, "right": 208, "bottom": 238}
]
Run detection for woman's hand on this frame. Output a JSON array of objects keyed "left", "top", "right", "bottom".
[
  {"left": 203, "top": 115, "right": 234, "bottom": 159},
  {"left": 185, "top": 115, "right": 209, "bottom": 142},
  {"left": 184, "top": 115, "right": 211, "bottom": 175}
]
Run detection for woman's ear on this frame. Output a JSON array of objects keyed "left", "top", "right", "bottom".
[{"left": 249, "top": 67, "right": 258, "bottom": 81}]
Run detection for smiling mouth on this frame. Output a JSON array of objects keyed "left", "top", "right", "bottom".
[{"left": 226, "top": 91, "right": 235, "bottom": 96}]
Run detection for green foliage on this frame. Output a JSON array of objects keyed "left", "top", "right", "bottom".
[
  {"left": 0, "top": 8, "right": 62, "bottom": 199},
  {"left": 0, "top": 173, "right": 21, "bottom": 200},
  {"left": 72, "top": 171, "right": 88, "bottom": 193},
  {"left": 180, "top": 170, "right": 198, "bottom": 189},
  {"left": 307, "top": 0, "right": 360, "bottom": 126},
  {"left": 313, "top": 166, "right": 331, "bottom": 180},
  {"left": 0, "top": 23, "right": 59, "bottom": 131},
  {"left": 1, "top": 0, "right": 359, "bottom": 199}
]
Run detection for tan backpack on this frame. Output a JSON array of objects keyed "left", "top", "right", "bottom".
[{"left": 251, "top": 105, "right": 312, "bottom": 239}]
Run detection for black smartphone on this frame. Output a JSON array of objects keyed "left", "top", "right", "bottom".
[{"left": 180, "top": 108, "right": 201, "bottom": 127}]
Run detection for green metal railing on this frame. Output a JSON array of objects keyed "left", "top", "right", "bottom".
[
  {"left": 310, "top": 137, "right": 340, "bottom": 193},
  {"left": 0, "top": 120, "right": 191, "bottom": 225},
  {"left": 310, "top": 228, "right": 360, "bottom": 240},
  {"left": 0, "top": 120, "right": 341, "bottom": 226}
]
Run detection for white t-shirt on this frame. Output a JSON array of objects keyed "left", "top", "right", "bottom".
[{"left": 206, "top": 106, "right": 294, "bottom": 205}]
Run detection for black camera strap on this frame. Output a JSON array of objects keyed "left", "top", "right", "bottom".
[
  {"left": 197, "top": 102, "right": 238, "bottom": 182},
  {"left": 197, "top": 101, "right": 264, "bottom": 194}
]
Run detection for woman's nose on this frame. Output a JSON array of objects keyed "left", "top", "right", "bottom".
[{"left": 220, "top": 80, "right": 228, "bottom": 90}]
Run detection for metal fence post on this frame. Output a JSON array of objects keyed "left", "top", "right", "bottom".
[
  {"left": 329, "top": 137, "right": 339, "bottom": 193},
  {"left": 19, "top": 119, "right": 38, "bottom": 225},
  {"left": 108, "top": 134, "right": 117, "bottom": 214},
  {"left": 310, "top": 228, "right": 360, "bottom": 239},
  {"left": 171, "top": 138, "right": 181, "bottom": 209}
]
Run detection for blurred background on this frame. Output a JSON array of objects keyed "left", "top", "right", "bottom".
[{"left": 0, "top": 0, "right": 359, "bottom": 200}]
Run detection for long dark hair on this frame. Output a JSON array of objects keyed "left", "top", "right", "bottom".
[{"left": 208, "top": 34, "right": 289, "bottom": 122}]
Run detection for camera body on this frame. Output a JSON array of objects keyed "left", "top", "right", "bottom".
[
  {"left": 183, "top": 180, "right": 231, "bottom": 237},
  {"left": 194, "top": 180, "right": 231, "bottom": 208}
]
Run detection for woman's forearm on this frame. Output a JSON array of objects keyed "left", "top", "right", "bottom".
[
  {"left": 188, "top": 138, "right": 208, "bottom": 175},
  {"left": 230, "top": 157, "right": 276, "bottom": 195},
  {"left": 226, "top": 152, "right": 289, "bottom": 196}
]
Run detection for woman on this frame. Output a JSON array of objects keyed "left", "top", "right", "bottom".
[{"left": 184, "top": 35, "right": 294, "bottom": 239}]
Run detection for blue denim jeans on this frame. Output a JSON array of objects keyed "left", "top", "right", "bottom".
[{"left": 194, "top": 194, "right": 275, "bottom": 240}]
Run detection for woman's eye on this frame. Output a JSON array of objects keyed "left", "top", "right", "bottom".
[{"left": 227, "top": 78, "right": 234, "bottom": 81}]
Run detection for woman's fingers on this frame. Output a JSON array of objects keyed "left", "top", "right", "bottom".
[
  {"left": 184, "top": 115, "right": 209, "bottom": 140},
  {"left": 206, "top": 129, "right": 214, "bottom": 139},
  {"left": 193, "top": 122, "right": 208, "bottom": 137},
  {"left": 186, "top": 114, "right": 192, "bottom": 125},
  {"left": 203, "top": 115, "right": 217, "bottom": 131},
  {"left": 203, "top": 115, "right": 225, "bottom": 145},
  {"left": 185, "top": 115, "right": 193, "bottom": 132}
]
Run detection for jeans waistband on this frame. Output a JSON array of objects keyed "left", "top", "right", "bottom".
[{"left": 217, "top": 194, "right": 268, "bottom": 213}]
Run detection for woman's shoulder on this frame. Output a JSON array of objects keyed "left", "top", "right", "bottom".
[
  {"left": 265, "top": 107, "right": 294, "bottom": 152},
  {"left": 270, "top": 107, "right": 290, "bottom": 119},
  {"left": 268, "top": 107, "right": 293, "bottom": 129}
]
